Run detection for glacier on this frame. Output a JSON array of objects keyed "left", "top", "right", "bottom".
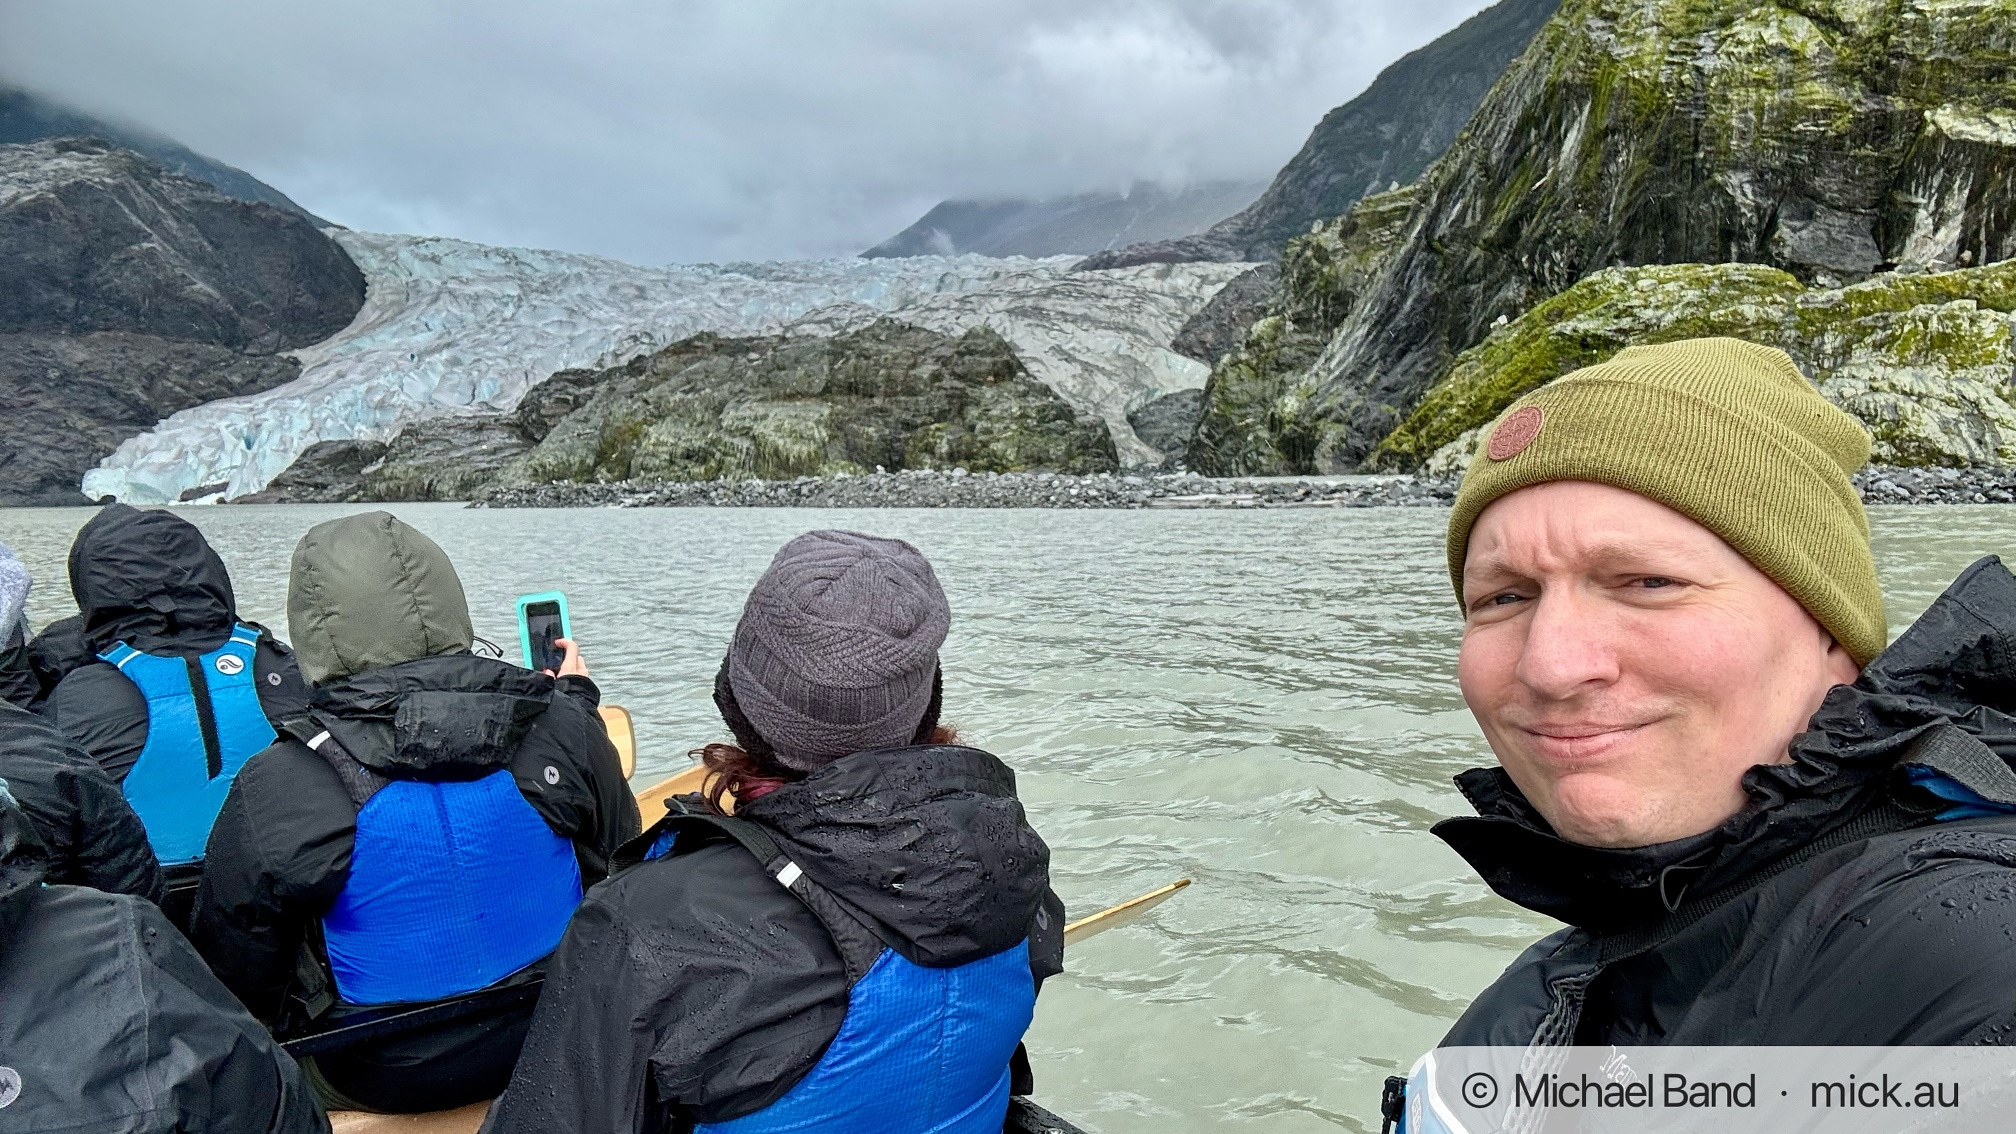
[{"left": 82, "top": 230, "right": 1253, "bottom": 503}]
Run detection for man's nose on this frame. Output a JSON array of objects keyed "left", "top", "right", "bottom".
[{"left": 1513, "top": 587, "right": 1622, "bottom": 699}]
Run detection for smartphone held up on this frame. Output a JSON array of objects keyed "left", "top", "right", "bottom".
[{"left": 516, "top": 591, "right": 572, "bottom": 674}]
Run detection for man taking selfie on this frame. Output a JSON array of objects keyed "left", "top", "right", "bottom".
[{"left": 1432, "top": 337, "right": 2016, "bottom": 1048}]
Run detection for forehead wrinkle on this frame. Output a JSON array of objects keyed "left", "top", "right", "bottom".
[{"left": 1464, "top": 531, "right": 1721, "bottom": 584}]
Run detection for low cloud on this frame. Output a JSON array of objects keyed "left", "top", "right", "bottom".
[{"left": 1, "top": 0, "right": 1495, "bottom": 263}]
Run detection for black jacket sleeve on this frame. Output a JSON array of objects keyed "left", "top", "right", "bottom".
[
  {"left": 191, "top": 742, "right": 357, "bottom": 1025},
  {"left": 0, "top": 703, "right": 164, "bottom": 904},
  {"left": 26, "top": 613, "right": 91, "bottom": 709},
  {"left": 483, "top": 842, "right": 853, "bottom": 1134},
  {"left": 0, "top": 624, "right": 35, "bottom": 710},
  {"left": 47, "top": 662, "right": 152, "bottom": 783},
  {"left": 514, "top": 677, "right": 640, "bottom": 888},
  {"left": 0, "top": 886, "right": 328, "bottom": 1134},
  {"left": 1769, "top": 823, "right": 2016, "bottom": 1044},
  {"left": 135, "top": 894, "right": 332, "bottom": 1132}
]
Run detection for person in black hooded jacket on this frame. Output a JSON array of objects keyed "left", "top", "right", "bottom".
[
  {"left": 49, "top": 505, "right": 310, "bottom": 775},
  {"left": 191, "top": 511, "right": 639, "bottom": 1115},
  {"left": 45, "top": 505, "right": 312, "bottom": 913},
  {"left": 0, "top": 776, "right": 326, "bottom": 1133},
  {"left": 0, "top": 700, "right": 164, "bottom": 904},
  {"left": 0, "top": 541, "right": 165, "bottom": 903},
  {"left": 483, "top": 530, "right": 1064, "bottom": 1134},
  {"left": 1408, "top": 338, "right": 2016, "bottom": 1103}
]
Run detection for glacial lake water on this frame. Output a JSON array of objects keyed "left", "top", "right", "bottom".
[{"left": 5, "top": 502, "right": 2015, "bottom": 1133}]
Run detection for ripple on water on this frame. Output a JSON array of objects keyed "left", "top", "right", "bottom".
[{"left": 5, "top": 502, "right": 2014, "bottom": 1133}]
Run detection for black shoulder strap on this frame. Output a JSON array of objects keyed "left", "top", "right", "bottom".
[
  {"left": 283, "top": 717, "right": 388, "bottom": 810},
  {"left": 628, "top": 798, "right": 888, "bottom": 986}
]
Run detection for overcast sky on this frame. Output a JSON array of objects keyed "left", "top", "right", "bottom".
[{"left": 2, "top": 0, "right": 1493, "bottom": 264}]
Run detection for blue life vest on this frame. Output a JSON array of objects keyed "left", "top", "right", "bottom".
[
  {"left": 698, "top": 942, "right": 1035, "bottom": 1134},
  {"left": 321, "top": 764, "right": 584, "bottom": 1005},
  {"left": 99, "top": 623, "right": 276, "bottom": 865},
  {"left": 647, "top": 808, "right": 1037, "bottom": 1134}
]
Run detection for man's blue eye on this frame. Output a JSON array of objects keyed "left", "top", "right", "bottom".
[
  {"left": 1492, "top": 592, "right": 1524, "bottom": 606},
  {"left": 1641, "top": 577, "right": 1676, "bottom": 588}
]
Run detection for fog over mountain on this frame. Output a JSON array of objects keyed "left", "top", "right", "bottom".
[{"left": 0, "top": 0, "right": 1498, "bottom": 264}]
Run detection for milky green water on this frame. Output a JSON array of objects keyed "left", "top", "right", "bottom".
[{"left": 5, "top": 503, "right": 2014, "bottom": 1133}]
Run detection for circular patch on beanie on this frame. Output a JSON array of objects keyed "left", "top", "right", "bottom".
[{"left": 1487, "top": 406, "right": 1544, "bottom": 461}]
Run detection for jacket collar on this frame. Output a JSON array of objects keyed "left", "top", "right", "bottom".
[
  {"left": 1434, "top": 556, "right": 2016, "bottom": 932},
  {"left": 305, "top": 654, "right": 552, "bottom": 780}
]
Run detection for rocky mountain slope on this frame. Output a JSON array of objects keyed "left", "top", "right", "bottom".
[
  {"left": 1, "top": 84, "right": 326, "bottom": 224},
  {"left": 1197, "top": 0, "right": 2016, "bottom": 474},
  {"left": 248, "top": 320, "right": 1115, "bottom": 501},
  {"left": 84, "top": 232, "right": 1250, "bottom": 503},
  {"left": 863, "top": 181, "right": 1266, "bottom": 258},
  {"left": 1187, "top": 186, "right": 1417, "bottom": 474},
  {"left": 1380, "top": 260, "right": 2016, "bottom": 473},
  {"left": 0, "top": 138, "right": 364, "bottom": 505},
  {"left": 1075, "top": 0, "right": 1560, "bottom": 269}
]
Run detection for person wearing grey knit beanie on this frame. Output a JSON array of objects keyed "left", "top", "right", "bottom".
[{"left": 486, "top": 528, "right": 1064, "bottom": 1134}]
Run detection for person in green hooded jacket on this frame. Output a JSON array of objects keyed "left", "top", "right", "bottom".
[{"left": 191, "top": 511, "right": 639, "bottom": 1114}]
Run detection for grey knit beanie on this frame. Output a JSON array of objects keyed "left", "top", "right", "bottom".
[{"left": 727, "top": 530, "right": 951, "bottom": 771}]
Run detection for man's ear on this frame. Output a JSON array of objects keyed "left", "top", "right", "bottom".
[{"left": 1823, "top": 632, "right": 1862, "bottom": 684}]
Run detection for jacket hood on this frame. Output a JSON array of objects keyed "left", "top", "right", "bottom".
[
  {"left": 307, "top": 654, "right": 553, "bottom": 780},
  {"left": 288, "top": 511, "right": 474, "bottom": 686},
  {"left": 739, "top": 744, "right": 1051, "bottom": 967},
  {"left": 1435, "top": 555, "right": 2016, "bottom": 932},
  {"left": 0, "top": 541, "right": 28, "bottom": 641},
  {"left": 0, "top": 778, "right": 49, "bottom": 951},
  {"left": 68, "top": 504, "right": 237, "bottom": 652}
]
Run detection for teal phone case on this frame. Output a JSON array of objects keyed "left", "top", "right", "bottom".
[{"left": 515, "top": 591, "right": 573, "bottom": 670}]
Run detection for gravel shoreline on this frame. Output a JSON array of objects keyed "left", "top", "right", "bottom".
[{"left": 471, "top": 465, "right": 2016, "bottom": 510}]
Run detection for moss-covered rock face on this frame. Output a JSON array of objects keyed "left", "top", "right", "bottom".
[
  {"left": 1380, "top": 260, "right": 2016, "bottom": 473},
  {"left": 1187, "top": 186, "right": 1417, "bottom": 474},
  {"left": 1284, "top": 0, "right": 2016, "bottom": 469},
  {"left": 507, "top": 318, "right": 1117, "bottom": 484}
]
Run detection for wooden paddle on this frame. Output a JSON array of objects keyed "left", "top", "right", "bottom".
[
  {"left": 596, "top": 705, "right": 637, "bottom": 780},
  {"left": 330, "top": 764, "right": 1187, "bottom": 1129},
  {"left": 1062, "top": 878, "right": 1190, "bottom": 946}
]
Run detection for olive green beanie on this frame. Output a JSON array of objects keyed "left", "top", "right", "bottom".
[{"left": 1445, "top": 337, "right": 1885, "bottom": 665}]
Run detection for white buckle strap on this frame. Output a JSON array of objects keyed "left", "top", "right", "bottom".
[
  {"left": 774, "top": 862, "right": 803, "bottom": 890},
  {"left": 305, "top": 730, "right": 331, "bottom": 751}
]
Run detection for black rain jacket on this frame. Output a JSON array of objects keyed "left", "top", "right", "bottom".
[
  {"left": 0, "top": 700, "right": 163, "bottom": 903},
  {"left": 481, "top": 744, "right": 1065, "bottom": 1134},
  {"left": 23, "top": 613, "right": 91, "bottom": 711},
  {"left": 47, "top": 504, "right": 311, "bottom": 782},
  {"left": 0, "top": 770, "right": 327, "bottom": 1132},
  {"left": 0, "top": 621, "right": 33, "bottom": 711},
  {"left": 1438, "top": 556, "right": 2016, "bottom": 1047},
  {"left": 191, "top": 652, "right": 639, "bottom": 1113}
]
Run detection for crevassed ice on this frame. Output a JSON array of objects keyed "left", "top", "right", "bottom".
[{"left": 82, "top": 230, "right": 1252, "bottom": 503}]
